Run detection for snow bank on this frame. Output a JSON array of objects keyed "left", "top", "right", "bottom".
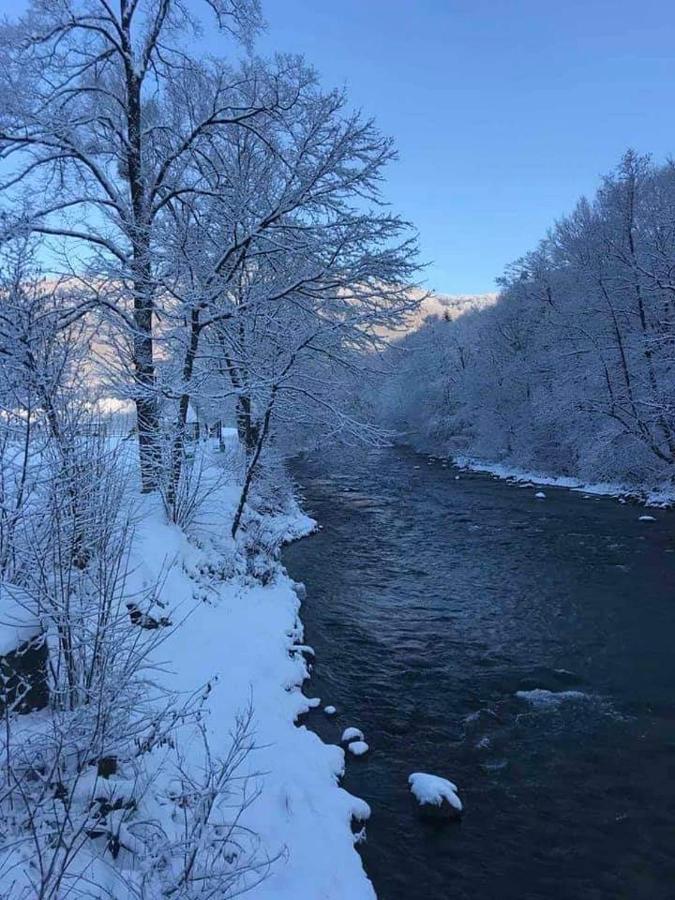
[
  {"left": 126, "top": 458, "right": 374, "bottom": 899},
  {"left": 408, "top": 772, "right": 462, "bottom": 812},
  {"left": 453, "top": 455, "right": 675, "bottom": 507},
  {"left": 0, "top": 582, "right": 41, "bottom": 655}
]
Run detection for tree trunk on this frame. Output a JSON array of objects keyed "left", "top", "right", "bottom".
[
  {"left": 167, "top": 308, "right": 201, "bottom": 509},
  {"left": 123, "top": 19, "right": 161, "bottom": 492}
]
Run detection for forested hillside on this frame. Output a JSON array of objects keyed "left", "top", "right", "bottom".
[{"left": 380, "top": 152, "right": 675, "bottom": 492}]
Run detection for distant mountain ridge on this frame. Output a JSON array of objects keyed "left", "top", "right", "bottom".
[{"left": 400, "top": 290, "right": 499, "bottom": 334}]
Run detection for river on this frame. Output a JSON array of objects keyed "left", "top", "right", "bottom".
[{"left": 282, "top": 446, "right": 675, "bottom": 900}]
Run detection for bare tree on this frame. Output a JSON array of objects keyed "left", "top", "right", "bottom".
[{"left": 0, "top": 0, "right": 272, "bottom": 490}]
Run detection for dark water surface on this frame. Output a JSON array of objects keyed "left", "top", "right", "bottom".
[{"left": 282, "top": 447, "right": 675, "bottom": 900}]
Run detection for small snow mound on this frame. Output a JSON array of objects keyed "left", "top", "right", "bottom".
[
  {"left": 535, "top": 491, "right": 546, "bottom": 499},
  {"left": 516, "top": 688, "right": 587, "bottom": 708},
  {"left": 454, "top": 475, "right": 461, "bottom": 480},
  {"left": 348, "top": 741, "right": 369, "bottom": 757},
  {"left": 638, "top": 515, "right": 656, "bottom": 522},
  {"left": 306, "top": 696, "right": 321, "bottom": 708},
  {"left": 409, "top": 772, "right": 462, "bottom": 814},
  {"left": 0, "top": 583, "right": 41, "bottom": 655},
  {"left": 324, "top": 705, "right": 337, "bottom": 716},
  {"left": 341, "top": 727, "right": 364, "bottom": 744}
]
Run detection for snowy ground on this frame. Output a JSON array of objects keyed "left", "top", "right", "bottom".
[
  {"left": 453, "top": 454, "right": 675, "bottom": 507},
  {"left": 124, "top": 452, "right": 376, "bottom": 898},
  {"left": 0, "top": 441, "right": 375, "bottom": 898}
]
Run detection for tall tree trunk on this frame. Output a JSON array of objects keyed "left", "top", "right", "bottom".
[
  {"left": 216, "top": 332, "right": 259, "bottom": 454},
  {"left": 123, "top": 10, "right": 161, "bottom": 492},
  {"left": 231, "top": 394, "right": 275, "bottom": 539},
  {"left": 167, "top": 308, "right": 201, "bottom": 509}
]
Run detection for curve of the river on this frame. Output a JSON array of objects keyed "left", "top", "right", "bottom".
[{"left": 283, "top": 447, "right": 675, "bottom": 900}]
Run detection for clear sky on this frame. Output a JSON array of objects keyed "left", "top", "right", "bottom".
[
  {"left": 3, "top": 0, "right": 675, "bottom": 294},
  {"left": 255, "top": 0, "right": 675, "bottom": 294}
]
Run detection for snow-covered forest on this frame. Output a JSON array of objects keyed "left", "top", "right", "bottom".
[
  {"left": 380, "top": 152, "right": 675, "bottom": 495},
  {"left": 1, "top": 0, "right": 675, "bottom": 896},
  {"left": 0, "top": 1, "right": 417, "bottom": 896}
]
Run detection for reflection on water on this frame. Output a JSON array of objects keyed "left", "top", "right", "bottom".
[{"left": 283, "top": 447, "right": 675, "bottom": 900}]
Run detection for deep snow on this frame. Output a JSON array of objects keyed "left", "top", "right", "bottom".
[
  {"left": 127, "top": 459, "right": 376, "bottom": 898},
  {"left": 0, "top": 582, "right": 42, "bottom": 654},
  {"left": 0, "top": 443, "right": 376, "bottom": 899}
]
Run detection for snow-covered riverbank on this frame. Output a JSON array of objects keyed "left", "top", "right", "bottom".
[
  {"left": 452, "top": 454, "right": 675, "bottom": 508},
  {"left": 130, "top": 455, "right": 376, "bottom": 898},
  {"left": 0, "top": 442, "right": 375, "bottom": 898}
]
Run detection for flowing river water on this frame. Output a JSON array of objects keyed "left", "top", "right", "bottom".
[{"left": 282, "top": 446, "right": 675, "bottom": 900}]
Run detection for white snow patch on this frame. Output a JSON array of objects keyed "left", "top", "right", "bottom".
[
  {"left": 0, "top": 583, "right": 41, "bottom": 654},
  {"left": 408, "top": 772, "right": 462, "bottom": 811},
  {"left": 535, "top": 491, "right": 546, "bottom": 499},
  {"left": 341, "top": 727, "right": 365, "bottom": 744},
  {"left": 638, "top": 515, "right": 656, "bottom": 522},
  {"left": 324, "top": 705, "right": 337, "bottom": 716},
  {"left": 453, "top": 455, "right": 675, "bottom": 507}
]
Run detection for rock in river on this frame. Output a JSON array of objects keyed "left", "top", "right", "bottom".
[{"left": 409, "top": 772, "right": 463, "bottom": 821}]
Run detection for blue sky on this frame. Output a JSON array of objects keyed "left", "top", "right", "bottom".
[
  {"left": 255, "top": 0, "right": 675, "bottom": 294},
  {"left": 3, "top": 0, "right": 675, "bottom": 294}
]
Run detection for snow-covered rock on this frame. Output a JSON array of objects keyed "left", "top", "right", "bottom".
[
  {"left": 638, "top": 515, "right": 656, "bottom": 522},
  {"left": 408, "top": 772, "right": 462, "bottom": 820},
  {"left": 535, "top": 491, "right": 546, "bottom": 499},
  {"left": 348, "top": 741, "right": 369, "bottom": 757},
  {"left": 341, "top": 727, "right": 365, "bottom": 744},
  {"left": 324, "top": 705, "right": 337, "bottom": 716}
]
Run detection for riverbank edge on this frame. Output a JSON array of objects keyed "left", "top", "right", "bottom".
[
  {"left": 0, "top": 443, "right": 377, "bottom": 898},
  {"left": 151, "top": 457, "right": 377, "bottom": 899},
  {"left": 450, "top": 453, "right": 675, "bottom": 507}
]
